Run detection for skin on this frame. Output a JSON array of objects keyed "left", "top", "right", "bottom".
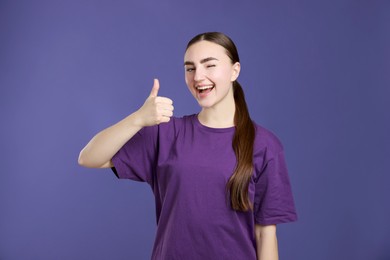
[
  {"left": 78, "top": 39, "right": 278, "bottom": 260},
  {"left": 255, "top": 224, "right": 279, "bottom": 260},
  {"left": 184, "top": 40, "right": 240, "bottom": 128}
]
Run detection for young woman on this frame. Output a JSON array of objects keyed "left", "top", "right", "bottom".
[{"left": 79, "top": 32, "right": 297, "bottom": 260}]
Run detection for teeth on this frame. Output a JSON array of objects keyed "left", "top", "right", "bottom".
[{"left": 196, "top": 85, "right": 214, "bottom": 90}]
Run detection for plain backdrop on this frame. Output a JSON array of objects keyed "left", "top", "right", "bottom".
[{"left": 1, "top": 0, "right": 389, "bottom": 259}]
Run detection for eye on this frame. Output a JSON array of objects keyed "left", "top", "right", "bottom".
[
  {"left": 185, "top": 67, "right": 195, "bottom": 72},
  {"left": 206, "top": 64, "right": 216, "bottom": 68}
]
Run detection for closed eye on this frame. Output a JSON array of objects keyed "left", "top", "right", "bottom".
[{"left": 207, "top": 64, "right": 216, "bottom": 68}]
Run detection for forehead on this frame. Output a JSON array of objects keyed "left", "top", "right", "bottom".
[{"left": 184, "top": 40, "right": 228, "bottom": 62}]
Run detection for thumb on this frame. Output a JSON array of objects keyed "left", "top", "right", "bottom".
[{"left": 149, "top": 78, "right": 160, "bottom": 97}]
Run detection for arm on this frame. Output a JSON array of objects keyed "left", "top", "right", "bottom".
[
  {"left": 78, "top": 79, "right": 174, "bottom": 168},
  {"left": 255, "top": 224, "right": 279, "bottom": 260}
]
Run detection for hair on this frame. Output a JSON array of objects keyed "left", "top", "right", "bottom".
[{"left": 186, "top": 32, "right": 256, "bottom": 211}]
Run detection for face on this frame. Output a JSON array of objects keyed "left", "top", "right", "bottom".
[{"left": 184, "top": 40, "right": 240, "bottom": 109}]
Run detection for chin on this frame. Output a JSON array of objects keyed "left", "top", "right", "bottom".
[{"left": 197, "top": 100, "right": 216, "bottom": 109}]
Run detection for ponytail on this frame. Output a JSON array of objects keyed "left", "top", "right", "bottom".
[
  {"left": 227, "top": 81, "right": 256, "bottom": 211},
  {"left": 186, "top": 32, "right": 256, "bottom": 212}
]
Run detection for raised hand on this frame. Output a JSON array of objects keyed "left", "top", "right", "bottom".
[{"left": 136, "top": 79, "right": 174, "bottom": 127}]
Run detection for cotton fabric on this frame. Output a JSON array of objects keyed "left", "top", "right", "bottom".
[{"left": 112, "top": 114, "right": 297, "bottom": 260}]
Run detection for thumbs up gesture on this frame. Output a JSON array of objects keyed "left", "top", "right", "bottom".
[{"left": 136, "top": 79, "right": 174, "bottom": 127}]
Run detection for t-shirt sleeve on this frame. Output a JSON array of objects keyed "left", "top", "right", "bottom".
[
  {"left": 111, "top": 125, "right": 158, "bottom": 185},
  {"left": 253, "top": 149, "right": 298, "bottom": 225}
]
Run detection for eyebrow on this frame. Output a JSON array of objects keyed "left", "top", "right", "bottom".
[{"left": 184, "top": 57, "right": 219, "bottom": 66}]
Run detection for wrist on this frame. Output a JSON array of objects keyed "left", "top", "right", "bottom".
[{"left": 125, "top": 111, "right": 145, "bottom": 129}]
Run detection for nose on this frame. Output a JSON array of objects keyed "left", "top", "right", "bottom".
[{"left": 194, "top": 67, "right": 205, "bottom": 82}]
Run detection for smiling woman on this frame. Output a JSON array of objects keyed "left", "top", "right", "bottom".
[
  {"left": 184, "top": 40, "right": 239, "bottom": 111},
  {"left": 78, "top": 32, "right": 298, "bottom": 260}
]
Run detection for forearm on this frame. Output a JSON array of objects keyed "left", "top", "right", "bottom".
[
  {"left": 255, "top": 224, "right": 279, "bottom": 260},
  {"left": 78, "top": 79, "right": 173, "bottom": 168},
  {"left": 78, "top": 111, "right": 143, "bottom": 168}
]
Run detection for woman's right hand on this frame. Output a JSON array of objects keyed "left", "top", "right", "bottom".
[
  {"left": 135, "top": 79, "right": 174, "bottom": 127},
  {"left": 78, "top": 79, "right": 174, "bottom": 168}
]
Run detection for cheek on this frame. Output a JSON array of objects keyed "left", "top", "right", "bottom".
[
  {"left": 213, "top": 67, "right": 232, "bottom": 83},
  {"left": 184, "top": 74, "right": 191, "bottom": 86},
  {"left": 184, "top": 75, "right": 194, "bottom": 92}
]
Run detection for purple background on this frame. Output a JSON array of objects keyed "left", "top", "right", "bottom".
[{"left": 1, "top": 0, "right": 389, "bottom": 259}]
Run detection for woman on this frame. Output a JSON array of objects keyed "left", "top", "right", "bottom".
[{"left": 79, "top": 32, "right": 297, "bottom": 260}]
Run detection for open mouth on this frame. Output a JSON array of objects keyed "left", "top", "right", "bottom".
[{"left": 196, "top": 85, "right": 215, "bottom": 94}]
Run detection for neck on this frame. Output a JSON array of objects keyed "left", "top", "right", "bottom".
[{"left": 198, "top": 90, "right": 236, "bottom": 128}]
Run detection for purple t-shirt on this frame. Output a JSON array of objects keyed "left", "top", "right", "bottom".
[{"left": 112, "top": 114, "right": 297, "bottom": 260}]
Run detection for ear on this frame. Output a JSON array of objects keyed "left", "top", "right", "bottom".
[{"left": 230, "top": 62, "right": 241, "bottom": 82}]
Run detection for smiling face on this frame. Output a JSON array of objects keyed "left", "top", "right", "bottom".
[{"left": 184, "top": 40, "right": 240, "bottom": 109}]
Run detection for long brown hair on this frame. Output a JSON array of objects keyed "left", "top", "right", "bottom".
[{"left": 186, "top": 32, "right": 256, "bottom": 211}]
